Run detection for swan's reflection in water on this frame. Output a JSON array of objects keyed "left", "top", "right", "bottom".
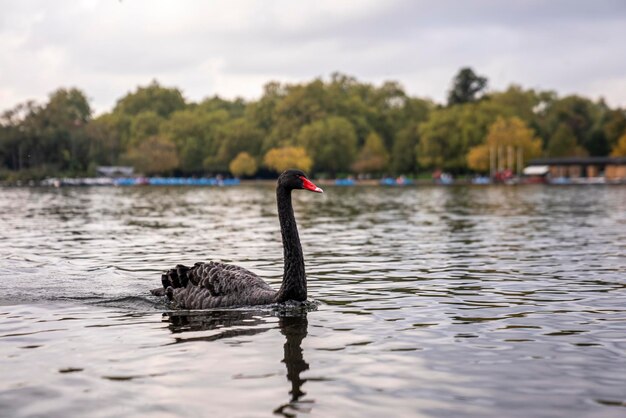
[
  {"left": 274, "top": 315, "right": 311, "bottom": 417},
  {"left": 163, "top": 309, "right": 311, "bottom": 417}
]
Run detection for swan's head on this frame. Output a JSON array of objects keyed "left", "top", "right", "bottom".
[{"left": 279, "top": 169, "right": 323, "bottom": 193}]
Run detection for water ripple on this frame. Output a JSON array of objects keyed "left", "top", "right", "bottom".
[{"left": 0, "top": 185, "right": 625, "bottom": 417}]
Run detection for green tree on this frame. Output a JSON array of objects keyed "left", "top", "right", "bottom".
[
  {"left": 246, "top": 81, "right": 284, "bottom": 138},
  {"left": 489, "top": 85, "right": 542, "bottom": 123},
  {"left": 199, "top": 95, "right": 246, "bottom": 118},
  {"left": 263, "top": 146, "right": 313, "bottom": 173},
  {"left": 129, "top": 111, "right": 163, "bottom": 146},
  {"left": 585, "top": 129, "right": 610, "bottom": 157},
  {"left": 366, "top": 81, "right": 409, "bottom": 148},
  {"left": 229, "top": 152, "right": 258, "bottom": 177},
  {"left": 46, "top": 88, "right": 92, "bottom": 125},
  {"left": 114, "top": 80, "right": 186, "bottom": 118},
  {"left": 447, "top": 67, "right": 488, "bottom": 106},
  {"left": 122, "top": 135, "right": 179, "bottom": 175},
  {"left": 162, "top": 108, "right": 229, "bottom": 172},
  {"left": 547, "top": 123, "right": 588, "bottom": 157},
  {"left": 263, "top": 79, "right": 329, "bottom": 151},
  {"left": 163, "top": 108, "right": 227, "bottom": 148},
  {"left": 214, "top": 118, "right": 264, "bottom": 169},
  {"left": 178, "top": 137, "right": 206, "bottom": 173},
  {"left": 203, "top": 118, "right": 263, "bottom": 173},
  {"left": 85, "top": 113, "right": 125, "bottom": 166},
  {"left": 0, "top": 102, "right": 41, "bottom": 171},
  {"left": 15, "top": 88, "right": 92, "bottom": 173},
  {"left": 390, "top": 124, "right": 419, "bottom": 174},
  {"left": 417, "top": 106, "right": 469, "bottom": 171},
  {"left": 539, "top": 95, "right": 604, "bottom": 155},
  {"left": 296, "top": 116, "right": 357, "bottom": 175}
]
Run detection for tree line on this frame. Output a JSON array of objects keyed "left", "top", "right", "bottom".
[{"left": 1, "top": 68, "right": 626, "bottom": 181}]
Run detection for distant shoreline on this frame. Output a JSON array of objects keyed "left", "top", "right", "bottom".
[{"left": 2, "top": 177, "right": 626, "bottom": 188}]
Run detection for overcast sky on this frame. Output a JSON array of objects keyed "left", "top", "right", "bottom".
[{"left": 1, "top": 0, "right": 626, "bottom": 113}]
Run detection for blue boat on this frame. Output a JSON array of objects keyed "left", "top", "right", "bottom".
[
  {"left": 335, "top": 178, "right": 356, "bottom": 186},
  {"left": 380, "top": 177, "right": 414, "bottom": 186}
]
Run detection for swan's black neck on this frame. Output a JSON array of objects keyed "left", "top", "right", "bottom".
[{"left": 275, "top": 186, "right": 307, "bottom": 302}]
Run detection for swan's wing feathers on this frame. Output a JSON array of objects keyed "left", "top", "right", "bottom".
[
  {"left": 158, "top": 264, "right": 192, "bottom": 290},
  {"left": 156, "top": 261, "right": 276, "bottom": 308},
  {"left": 198, "top": 261, "right": 273, "bottom": 295}
]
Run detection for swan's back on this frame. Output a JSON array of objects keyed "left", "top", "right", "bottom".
[{"left": 154, "top": 261, "right": 277, "bottom": 309}]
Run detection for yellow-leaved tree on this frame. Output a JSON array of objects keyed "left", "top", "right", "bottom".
[
  {"left": 229, "top": 152, "right": 258, "bottom": 177},
  {"left": 467, "top": 116, "right": 542, "bottom": 172},
  {"left": 263, "top": 146, "right": 313, "bottom": 173},
  {"left": 610, "top": 133, "right": 626, "bottom": 157}
]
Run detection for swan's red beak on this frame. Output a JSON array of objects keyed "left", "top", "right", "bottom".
[{"left": 300, "top": 176, "right": 323, "bottom": 193}]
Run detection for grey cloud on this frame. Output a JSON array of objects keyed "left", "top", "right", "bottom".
[{"left": 1, "top": 0, "right": 626, "bottom": 112}]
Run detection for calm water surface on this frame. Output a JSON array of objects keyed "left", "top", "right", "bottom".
[{"left": 1, "top": 185, "right": 625, "bottom": 417}]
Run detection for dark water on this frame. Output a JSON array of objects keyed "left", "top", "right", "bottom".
[{"left": 1, "top": 185, "right": 625, "bottom": 417}]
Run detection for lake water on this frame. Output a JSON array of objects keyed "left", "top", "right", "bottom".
[{"left": 1, "top": 184, "right": 625, "bottom": 417}]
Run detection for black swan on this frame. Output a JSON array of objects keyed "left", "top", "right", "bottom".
[{"left": 151, "top": 169, "right": 323, "bottom": 309}]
